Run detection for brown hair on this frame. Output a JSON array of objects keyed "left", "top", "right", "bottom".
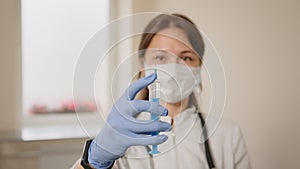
[
  {"left": 135, "top": 13, "right": 204, "bottom": 103},
  {"left": 138, "top": 13, "right": 205, "bottom": 63}
]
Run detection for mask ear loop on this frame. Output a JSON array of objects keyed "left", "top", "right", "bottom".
[{"left": 193, "top": 85, "right": 202, "bottom": 112}]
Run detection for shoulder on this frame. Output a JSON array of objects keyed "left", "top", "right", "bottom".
[
  {"left": 201, "top": 113, "right": 243, "bottom": 142},
  {"left": 202, "top": 113, "right": 249, "bottom": 156},
  {"left": 216, "top": 117, "right": 241, "bottom": 135}
]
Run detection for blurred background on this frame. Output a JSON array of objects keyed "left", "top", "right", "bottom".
[{"left": 0, "top": 0, "right": 299, "bottom": 168}]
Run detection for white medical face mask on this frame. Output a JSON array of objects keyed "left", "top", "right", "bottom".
[{"left": 144, "top": 64, "right": 201, "bottom": 103}]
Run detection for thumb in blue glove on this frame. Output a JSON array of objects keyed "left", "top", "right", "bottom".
[{"left": 88, "top": 73, "right": 172, "bottom": 168}]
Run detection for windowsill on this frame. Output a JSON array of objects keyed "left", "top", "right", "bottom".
[
  {"left": 9, "top": 112, "right": 107, "bottom": 142},
  {"left": 0, "top": 124, "right": 101, "bottom": 142},
  {"left": 21, "top": 124, "right": 100, "bottom": 141}
]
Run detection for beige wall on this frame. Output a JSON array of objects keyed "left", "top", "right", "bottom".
[
  {"left": 0, "top": 0, "right": 299, "bottom": 168},
  {"left": 0, "top": 0, "right": 21, "bottom": 131},
  {"left": 132, "top": 0, "right": 300, "bottom": 169}
]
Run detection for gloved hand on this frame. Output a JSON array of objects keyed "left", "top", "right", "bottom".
[{"left": 88, "top": 73, "right": 172, "bottom": 169}]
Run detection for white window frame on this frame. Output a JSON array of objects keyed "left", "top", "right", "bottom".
[{"left": 20, "top": 0, "right": 114, "bottom": 140}]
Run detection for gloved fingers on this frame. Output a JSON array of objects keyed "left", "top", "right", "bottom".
[
  {"left": 128, "top": 100, "right": 168, "bottom": 116},
  {"left": 124, "top": 73, "right": 157, "bottom": 100},
  {"left": 132, "top": 134, "right": 169, "bottom": 146},
  {"left": 128, "top": 120, "right": 172, "bottom": 133}
]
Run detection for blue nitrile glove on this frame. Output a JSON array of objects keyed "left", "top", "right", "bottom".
[{"left": 88, "top": 73, "right": 172, "bottom": 169}]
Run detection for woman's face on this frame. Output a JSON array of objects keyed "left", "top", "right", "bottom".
[{"left": 144, "top": 27, "right": 201, "bottom": 67}]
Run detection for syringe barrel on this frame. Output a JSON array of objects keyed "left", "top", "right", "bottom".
[
  {"left": 149, "top": 81, "right": 160, "bottom": 100},
  {"left": 148, "top": 80, "right": 161, "bottom": 154}
]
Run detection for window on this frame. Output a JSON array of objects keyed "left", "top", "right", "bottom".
[{"left": 21, "top": 0, "right": 109, "bottom": 116}]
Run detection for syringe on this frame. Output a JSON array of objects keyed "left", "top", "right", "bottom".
[{"left": 148, "top": 67, "right": 161, "bottom": 154}]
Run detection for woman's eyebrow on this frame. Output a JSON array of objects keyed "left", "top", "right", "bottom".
[
  {"left": 180, "top": 50, "right": 196, "bottom": 54},
  {"left": 153, "top": 49, "right": 168, "bottom": 53}
]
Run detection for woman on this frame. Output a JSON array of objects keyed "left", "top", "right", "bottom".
[{"left": 73, "top": 13, "right": 251, "bottom": 169}]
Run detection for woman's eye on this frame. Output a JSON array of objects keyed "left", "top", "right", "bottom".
[
  {"left": 156, "top": 55, "right": 165, "bottom": 61},
  {"left": 181, "top": 56, "right": 193, "bottom": 61}
]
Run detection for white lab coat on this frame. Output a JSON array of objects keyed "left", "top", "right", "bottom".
[
  {"left": 112, "top": 106, "right": 252, "bottom": 169},
  {"left": 71, "top": 105, "right": 251, "bottom": 169}
]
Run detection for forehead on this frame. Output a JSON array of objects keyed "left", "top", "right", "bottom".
[{"left": 147, "top": 27, "right": 193, "bottom": 51}]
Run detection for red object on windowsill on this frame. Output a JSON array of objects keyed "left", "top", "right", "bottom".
[{"left": 28, "top": 100, "right": 97, "bottom": 115}]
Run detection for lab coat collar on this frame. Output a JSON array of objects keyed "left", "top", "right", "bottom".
[{"left": 173, "top": 105, "right": 197, "bottom": 127}]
